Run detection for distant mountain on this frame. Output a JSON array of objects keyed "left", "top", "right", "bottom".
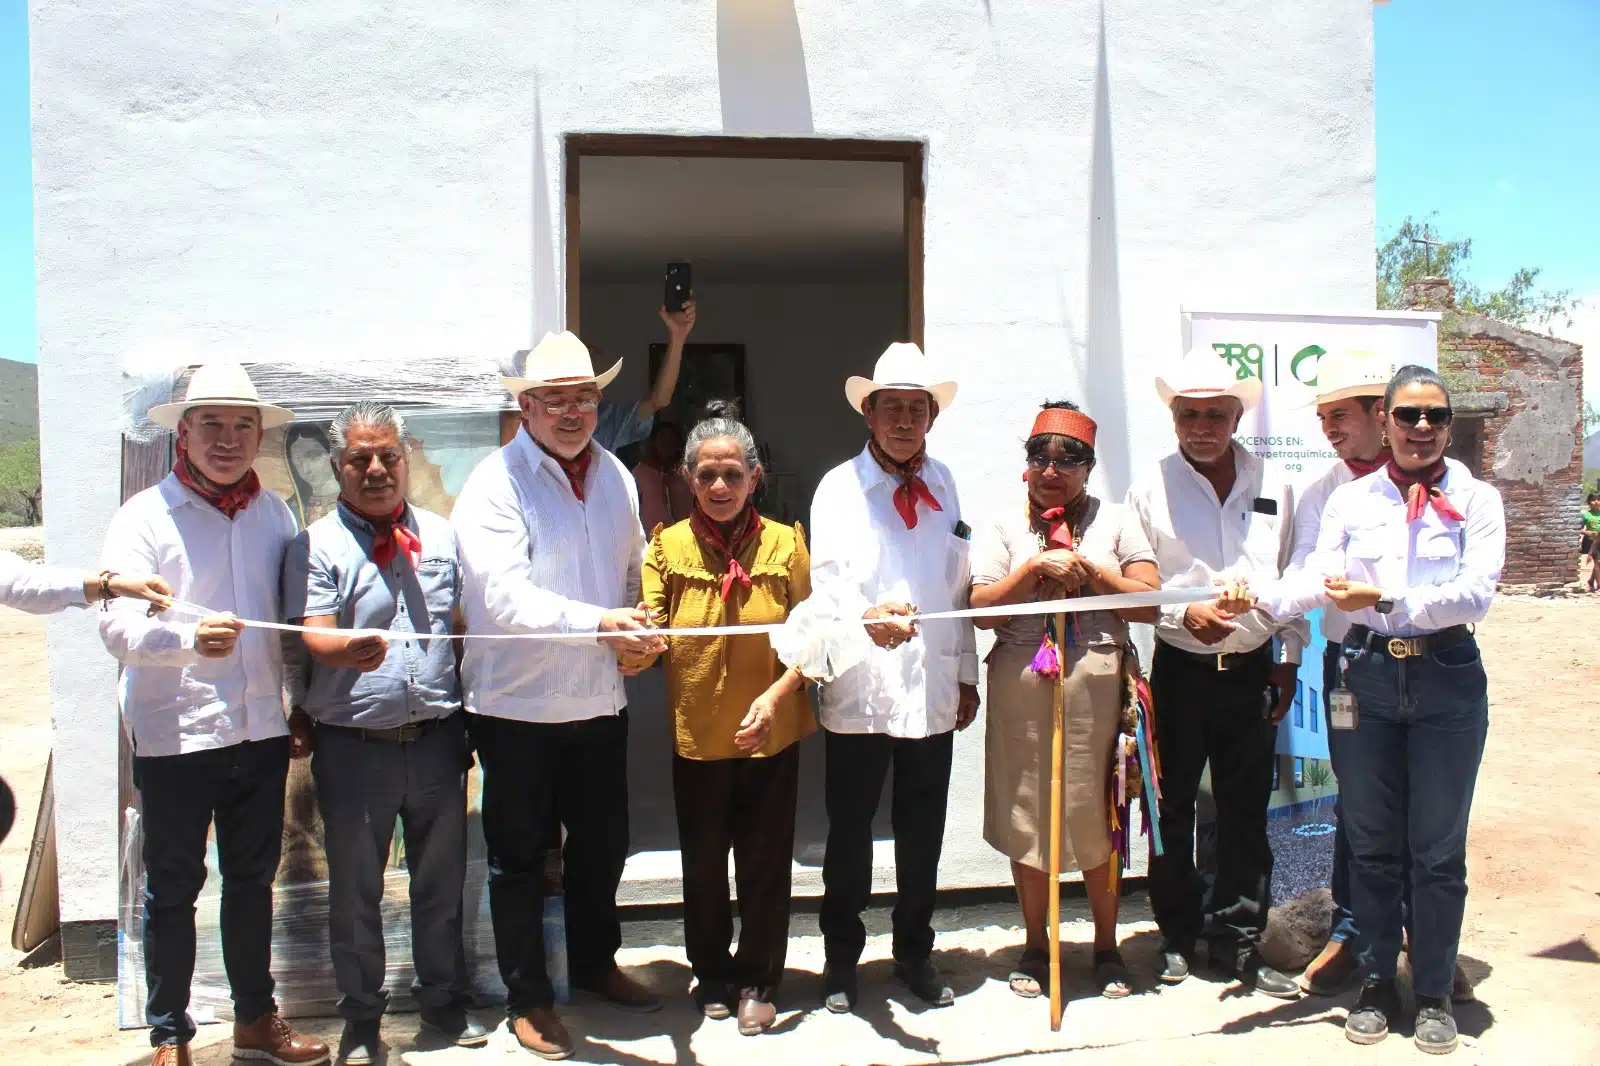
[{"left": 0, "top": 359, "right": 39, "bottom": 446}]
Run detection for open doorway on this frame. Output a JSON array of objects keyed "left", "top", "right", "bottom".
[{"left": 567, "top": 135, "right": 924, "bottom": 884}]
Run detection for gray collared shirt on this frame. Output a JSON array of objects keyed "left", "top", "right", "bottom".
[{"left": 282, "top": 500, "right": 462, "bottom": 728}]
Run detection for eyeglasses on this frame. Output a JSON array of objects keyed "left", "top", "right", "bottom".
[
  {"left": 535, "top": 398, "right": 600, "bottom": 416},
  {"left": 1026, "top": 455, "right": 1094, "bottom": 472},
  {"left": 1390, "top": 405, "right": 1453, "bottom": 428}
]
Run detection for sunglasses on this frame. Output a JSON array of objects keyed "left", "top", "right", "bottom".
[
  {"left": 1390, "top": 405, "right": 1453, "bottom": 428},
  {"left": 1027, "top": 455, "right": 1094, "bottom": 472}
]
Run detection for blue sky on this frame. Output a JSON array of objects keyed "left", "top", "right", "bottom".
[{"left": 2, "top": 0, "right": 1597, "bottom": 376}]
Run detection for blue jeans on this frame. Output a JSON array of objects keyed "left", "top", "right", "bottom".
[{"left": 1339, "top": 635, "right": 1488, "bottom": 999}]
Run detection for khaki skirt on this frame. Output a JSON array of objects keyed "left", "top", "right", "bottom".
[{"left": 983, "top": 640, "right": 1122, "bottom": 873}]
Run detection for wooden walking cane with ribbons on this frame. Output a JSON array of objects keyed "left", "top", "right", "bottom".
[{"left": 1047, "top": 610, "right": 1067, "bottom": 1032}]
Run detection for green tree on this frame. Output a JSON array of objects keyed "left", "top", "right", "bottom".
[
  {"left": 0, "top": 439, "right": 43, "bottom": 526},
  {"left": 1377, "top": 214, "right": 1580, "bottom": 332}
]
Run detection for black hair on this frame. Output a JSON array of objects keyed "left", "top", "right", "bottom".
[
  {"left": 1025, "top": 399, "right": 1096, "bottom": 465},
  {"left": 1354, "top": 395, "right": 1380, "bottom": 413},
  {"left": 1588, "top": 492, "right": 1600, "bottom": 505},
  {"left": 683, "top": 398, "right": 759, "bottom": 470},
  {"left": 649, "top": 419, "right": 683, "bottom": 442},
  {"left": 1383, "top": 364, "right": 1451, "bottom": 410}
]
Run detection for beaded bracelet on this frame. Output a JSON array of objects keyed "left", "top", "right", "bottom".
[{"left": 98, "top": 570, "right": 118, "bottom": 610}]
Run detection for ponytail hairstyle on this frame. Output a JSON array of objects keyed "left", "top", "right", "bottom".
[
  {"left": 682, "top": 398, "right": 761, "bottom": 473},
  {"left": 1383, "top": 364, "right": 1452, "bottom": 410}
]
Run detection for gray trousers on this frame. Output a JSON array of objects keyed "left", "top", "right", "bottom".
[{"left": 311, "top": 714, "right": 471, "bottom": 1021}]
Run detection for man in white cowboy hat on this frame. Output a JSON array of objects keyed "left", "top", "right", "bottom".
[
  {"left": 807, "top": 341, "right": 979, "bottom": 1014},
  {"left": 1252, "top": 351, "right": 1474, "bottom": 1003},
  {"left": 451, "top": 330, "right": 668, "bottom": 1060},
  {"left": 98, "top": 361, "right": 330, "bottom": 1066},
  {"left": 1126, "top": 350, "right": 1308, "bottom": 1000}
]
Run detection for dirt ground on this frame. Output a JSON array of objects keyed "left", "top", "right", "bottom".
[{"left": 3, "top": 595, "right": 1598, "bottom": 1066}]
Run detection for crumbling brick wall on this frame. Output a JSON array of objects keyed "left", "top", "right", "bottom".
[{"left": 1444, "top": 317, "right": 1584, "bottom": 586}]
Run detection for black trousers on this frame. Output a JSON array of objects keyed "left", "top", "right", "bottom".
[
  {"left": 1147, "top": 641, "right": 1276, "bottom": 961},
  {"left": 672, "top": 745, "right": 800, "bottom": 992},
  {"left": 470, "top": 710, "right": 630, "bottom": 1014},
  {"left": 819, "top": 729, "right": 954, "bottom": 968},
  {"left": 133, "top": 736, "right": 291, "bottom": 1047}
]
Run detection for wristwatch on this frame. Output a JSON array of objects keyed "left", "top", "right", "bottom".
[{"left": 1374, "top": 597, "right": 1395, "bottom": 615}]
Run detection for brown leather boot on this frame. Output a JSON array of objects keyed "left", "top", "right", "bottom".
[
  {"left": 231, "top": 1011, "right": 330, "bottom": 1065},
  {"left": 511, "top": 1009, "right": 575, "bottom": 1061},
  {"left": 576, "top": 966, "right": 663, "bottom": 1013},
  {"left": 1299, "top": 938, "right": 1359, "bottom": 995},
  {"left": 151, "top": 1045, "right": 192, "bottom": 1066}
]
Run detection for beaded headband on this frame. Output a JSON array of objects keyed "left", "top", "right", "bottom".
[{"left": 1028, "top": 408, "right": 1097, "bottom": 448}]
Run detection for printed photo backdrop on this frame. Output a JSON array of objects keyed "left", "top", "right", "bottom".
[{"left": 115, "top": 363, "right": 570, "bottom": 1026}]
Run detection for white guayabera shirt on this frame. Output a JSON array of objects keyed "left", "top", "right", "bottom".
[
  {"left": 1259, "top": 458, "right": 1505, "bottom": 637},
  {"left": 0, "top": 550, "right": 88, "bottom": 615},
  {"left": 1126, "top": 441, "right": 1308, "bottom": 664},
  {"left": 452, "top": 428, "right": 646, "bottom": 724},
  {"left": 805, "top": 446, "right": 978, "bottom": 739},
  {"left": 99, "top": 474, "right": 297, "bottom": 758}
]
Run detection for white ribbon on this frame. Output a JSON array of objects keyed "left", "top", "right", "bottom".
[{"left": 149, "top": 586, "right": 1216, "bottom": 644}]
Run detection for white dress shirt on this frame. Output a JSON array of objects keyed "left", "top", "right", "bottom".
[
  {"left": 1126, "top": 441, "right": 1308, "bottom": 663},
  {"left": 1286, "top": 461, "right": 1359, "bottom": 644},
  {"left": 1, "top": 550, "right": 88, "bottom": 615},
  {"left": 453, "top": 428, "right": 645, "bottom": 724},
  {"left": 808, "top": 446, "right": 978, "bottom": 738},
  {"left": 1259, "top": 458, "right": 1504, "bottom": 636},
  {"left": 99, "top": 474, "right": 297, "bottom": 758}
]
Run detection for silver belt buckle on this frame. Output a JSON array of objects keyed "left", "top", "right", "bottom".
[{"left": 1387, "top": 637, "right": 1421, "bottom": 659}]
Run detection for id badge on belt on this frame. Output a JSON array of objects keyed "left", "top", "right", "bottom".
[{"left": 1329, "top": 655, "right": 1358, "bottom": 730}]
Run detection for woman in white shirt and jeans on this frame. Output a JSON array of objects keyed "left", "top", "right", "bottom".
[{"left": 1265, "top": 365, "right": 1503, "bottom": 1056}]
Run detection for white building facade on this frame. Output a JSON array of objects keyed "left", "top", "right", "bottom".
[{"left": 31, "top": 0, "right": 1376, "bottom": 978}]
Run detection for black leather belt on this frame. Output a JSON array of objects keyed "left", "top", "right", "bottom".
[
  {"left": 1346, "top": 623, "right": 1470, "bottom": 660},
  {"left": 1161, "top": 640, "right": 1272, "bottom": 672},
  {"left": 318, "top": 714, "right": 457, "bottom": 744}
]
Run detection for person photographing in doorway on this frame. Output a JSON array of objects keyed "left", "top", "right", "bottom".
[{"left": 592, "top": 300, "right": 698, "bottom": 455}]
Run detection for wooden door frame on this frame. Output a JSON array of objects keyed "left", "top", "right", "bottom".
[{"left": 562, "top": 133, "right": 924, "bottom": 346}]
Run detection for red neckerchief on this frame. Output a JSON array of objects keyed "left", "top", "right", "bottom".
[
  {"left": 1344, "top": 448, "right": 1392, "bottom": 479},
  {"left": 363, "top": 503, "right": 422, "bottom": 570},
  {"left": 689, "top": 502, "right": 764, "bottom": 602},
  {"left": 1386, "top": 458, "right": 1465, "bottom": 523},
  {"left": 537, "top": 438, "right": 593, "bottom": 501},
  {"left": 1029, "top": 495, "right": 1085, "bottom": 552},
  {"left": 868, "top": 439, "right": 943, "bottom": 529},
  {"left": 172, "top": 420, "right": 261, "bottom": 520}
]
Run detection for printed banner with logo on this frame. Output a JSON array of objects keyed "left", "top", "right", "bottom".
[{"left": 1178, "top": 309, "right": 1440, "bottom": 904}]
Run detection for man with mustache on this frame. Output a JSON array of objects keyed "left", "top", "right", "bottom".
[
  {"left": 281, "top": 400, "right": 486, "bottom": 1064},
  {"left": 807, "top": 342, "right": 979, "bottom": 1014},
  {"left": 1126, "top": 354, "right": 1307, "bottom": 1000},
  {"left": 452, "top": 331, "right": 667, "bottom": 1061},
  {"left": 99, "top": 362, "right": 329, "bottom": 1066}
]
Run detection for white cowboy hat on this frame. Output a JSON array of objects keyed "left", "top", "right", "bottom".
[
  {"left": 501, "top": 331, "right": 621, "bottom": 396},
  {"left": 1154, "top": 348, "right": 1263, "bottom": 412},
  {"left": 1301, "top": 349, "right": 1393, "bottom": 408},
  {"left": 147, "top": 361, "right": 296, "bottom": 430},
  {"left": 844, "top": 342, "right": 958, "bottom": 414}
]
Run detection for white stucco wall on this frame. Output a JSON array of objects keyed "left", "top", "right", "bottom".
[{"left": 31, "top": 0, "right": 1375, "bottom": 922}]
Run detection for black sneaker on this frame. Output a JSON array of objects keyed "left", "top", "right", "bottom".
[
  {"left": 1345, "top": 979, "right": 1399, "bottom": 1046},
  {"left": 1414, "top": 996, "right": 1459, "bottom": 1055},
  {"left": 420, "top": 1003, "right": 490, "bottom": 1048},
  {"left": 893, "top": 958, "right": 955, "bottom": 1008},
  {"left": 823, "top": 963, "right": 858, "bottom": 1014}
]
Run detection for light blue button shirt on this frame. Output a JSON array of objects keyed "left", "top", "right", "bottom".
[
  {"left": 282, "top": 501, "right": 462, "bottom": 728},
  {"left": 593, "top": 398, "right": 653, "bottom": 453}
]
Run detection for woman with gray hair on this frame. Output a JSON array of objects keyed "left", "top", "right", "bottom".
[{"left": 637, "top": 399, "right": 813, "bottom": 1036}]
